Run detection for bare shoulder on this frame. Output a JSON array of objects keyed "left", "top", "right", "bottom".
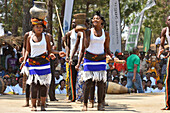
[{"left": 161, "top": 27, "right": 167, "bottom": 37}]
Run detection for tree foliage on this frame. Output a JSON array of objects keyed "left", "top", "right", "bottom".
[{"left": 0, "top": 0, "right": 169, "bottom": 45}]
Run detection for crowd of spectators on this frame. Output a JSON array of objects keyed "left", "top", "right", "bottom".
[
  {"left": 0, "top": 41, "right": 167, "bottom": 95},
  {"left": 0, "top": 42, "right": 67, "bottom": 95},
  {"left": 106, "top": 48, "right": 168, "bottom": 93}
]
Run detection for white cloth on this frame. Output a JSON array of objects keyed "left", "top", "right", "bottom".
[
  {"left": 55, "top": 87, "right": 67, "bottom": 94},
  {"left": 143, "top": 77, "right": 156, "bottom": 86},
  {"left": 4, "top": 86, "right": 14, "bottom": 94},
  {"left": 153, "top": 87, "right": 165, "bottom": 93},
  {"left": 145, "top": 87, "right": 154, "bottom": 93},
  {"left": 166, "top": 27, "right": 170, "bottom": 51},
  {"left": 30, "top": 33, "right": 47, "bottom": 57},
  {"left": 55, "top": 75, "right": 63, "bottom": 84},
  {"left": 70, "top": 29, "right": 78, "bottom": 56},
  {"left": 86, "top": 28, "right": 105, "bottom": 54},
  {"left": 13, "top": 84, "right": 24, "bottom": 95},
  {"left": 83, "top": 71, "right": 107, "bottom": 82}
]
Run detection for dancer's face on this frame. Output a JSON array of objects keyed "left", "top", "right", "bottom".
[
  {"left": 92, "top": 15, "right": 102, "bottom": 27},
  {"left": 166, "top": 16, "right": 170, "bottom": 27},
  {"left": 72, "top": 19, "right": 76, "bottom": 28},
  {"left": 33, "top": 25, "right": 43, "bottom": 34}
]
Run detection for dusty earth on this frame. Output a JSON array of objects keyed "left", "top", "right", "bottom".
[{"left": 0, "top": 93, "right": 169, "bottom": 113}]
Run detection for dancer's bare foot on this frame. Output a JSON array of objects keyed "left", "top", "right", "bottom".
[
  {"left": 41, "top": 106, "right": 46, "bottom": 111},
  {"left": 31, "top": 107, "right": 37, "bottom": 111},
  {"left": 22, "top": 104, "right": 29, "bottom": 107},
  {"left": 82, "top": 103, "right": 87, "bottom": 111}
]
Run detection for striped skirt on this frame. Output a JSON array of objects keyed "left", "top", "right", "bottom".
[
  {"left": 83, "top": 58, "right": 107, "bottom": 82},
  {"left": 21, "top": 62, "right": 51, "bottom": 86}
]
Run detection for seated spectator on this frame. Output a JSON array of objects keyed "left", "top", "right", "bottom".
[
  {"left": 143, "top": 70, "right": 156, "bottom": 87},
  {"left": 13, "top": 77, "right": 24, "bottom": 95},
  {"left": 0, "top": 64, "right": 5, "bottom": 77},
  {"left": 111, "top": 69, "right": 119, "bottom": 81},
  {"left": 113, "top": 77, "right": 119, "bottom": 84},
  {"left": 55, "top": 70, "right": 63, "bottom": 88},
  {"left": 55, "top": 79, "right": 66, "bottom": 94},
  {"left": 142, "top": 80, "right": 147, "bottom": 93},
  {"left": 107, "top": 70, "right": 112, "bottom": 81},
  {"left": 106, "top": 61, "right": 114, "bottom": 70},
  {"left": 11, "top": 76, "right": 17, "bottom": 88},
  {"left": 121, "top": 77, "right": 127, "bottom": 87},
  {"left": 145, "top": 80, "right": 154, "bottom": 93},
  {"left": 4, "top": 78, "right": 14, "bottom": 94},
  {"left": 153, "top": 80, "right": 165, "bottom": 93},
  {"left": 60, "top": 67, "right": 66, "bottom": 80}
]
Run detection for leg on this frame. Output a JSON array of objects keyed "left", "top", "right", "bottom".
[
  {"left": 97, "top": 81, "right": 105, "bottom": 111},
  {"left": 69, "top": 60, "right": 78, "bottom": 102},
  {"left": 164, "top": 58, "right": 170, "bottom": 110},
  {"left": 82, "top": 79, "right": 93, "bottom": 111},
  {"left": 31, "top": 82, "right": 38, "bottom": 111},
  {"left": 134, "top": 73, "right": 144, "bottom": 93},
  {"left": 89, "top": 81, "right": 95, "bottom": 108},
  {"left": 40, "top": 84, "right": 47, "bottom": 111},
  {"left": 49, "top": 59, "right": 56, "bottom": 101},
  {"left": 127, "top": 72, "right": 134, "bottom": 90},
  {"left": 23, "top": 84, "right": 30, "bottom": 107}
]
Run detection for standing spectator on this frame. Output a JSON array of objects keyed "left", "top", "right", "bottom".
[
  {"left": 114, "top": 52, "right": 127, "bottom": 72},
  {"left": 139, "top": 69, "right": 146, "bottom": 80},
  {"left": 139, "top": 51, "right": 147, "bottom": 73},
  {"left": 7, "top": 52, "right": 18, "bottom": 71},
  {"left": 126, "top": 47, "right": 144, "bottom": 93}
]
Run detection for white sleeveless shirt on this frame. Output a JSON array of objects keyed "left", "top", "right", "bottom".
[
  {"left": 70, "top": 29, "right": 83, "bottom": 56},
  {"left": 30, "top": 33, "right": 47, "bottom": 57},
  {"left": 166, "top": 27, "right": 170, "bottom": 51},
  {"left": 86, "top": 28, "right": 105, "bottom": 54}
]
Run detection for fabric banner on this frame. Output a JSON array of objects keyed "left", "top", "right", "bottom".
[
  {"left": 125, "top": 13, "right": 144, "bottom": 51},
  {"left": 142, "top": 0, "right": 156, "bottom": 13},
  {"left": 125, "top": 0, "right": 156, "bottom": 51},
  {"left": 109, "top": 0, "right": 121, "bottom": 53},
  {"left": 143, "top": 27, "right": 152, "bottom": 52},
  {"left": 0, "top": 23, "right": 4, "bottom": 36},
  {"left": 63, "top": 0, "right": 74, "bottom": 34}
]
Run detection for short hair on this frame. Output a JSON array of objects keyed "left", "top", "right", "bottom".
[{"left": 133, "top": 47, "right": 139, "bottom": 54}]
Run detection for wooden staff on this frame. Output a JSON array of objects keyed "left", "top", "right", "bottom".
[{"left": 55, "top": 4, "right": 69, "bottom": 97}]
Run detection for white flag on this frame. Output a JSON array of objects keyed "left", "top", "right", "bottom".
[
  {"left": 109, "top": 0, "right": 121, "bottom": 53},
  {"left": 63, "top": 0, "right": 74, "bottom": 34}
]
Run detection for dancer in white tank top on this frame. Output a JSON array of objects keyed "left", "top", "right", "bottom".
[
  {"left": 158, "top": 15, "right": 170, "bottom": 110},
  {"left": 76, "top": 11, "right": 113, "bottom": 111}
]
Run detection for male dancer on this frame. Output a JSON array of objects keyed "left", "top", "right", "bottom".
[
  {"left": 158, "top": 16, "right": 170, "bottom": 110},
  {"left": 63, "top": 19, "right": 79, "bottom": 102}
]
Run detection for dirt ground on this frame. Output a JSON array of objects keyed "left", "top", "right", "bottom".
[{"left": 0, "top": 93, "right": 169, "bottom": 113}]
